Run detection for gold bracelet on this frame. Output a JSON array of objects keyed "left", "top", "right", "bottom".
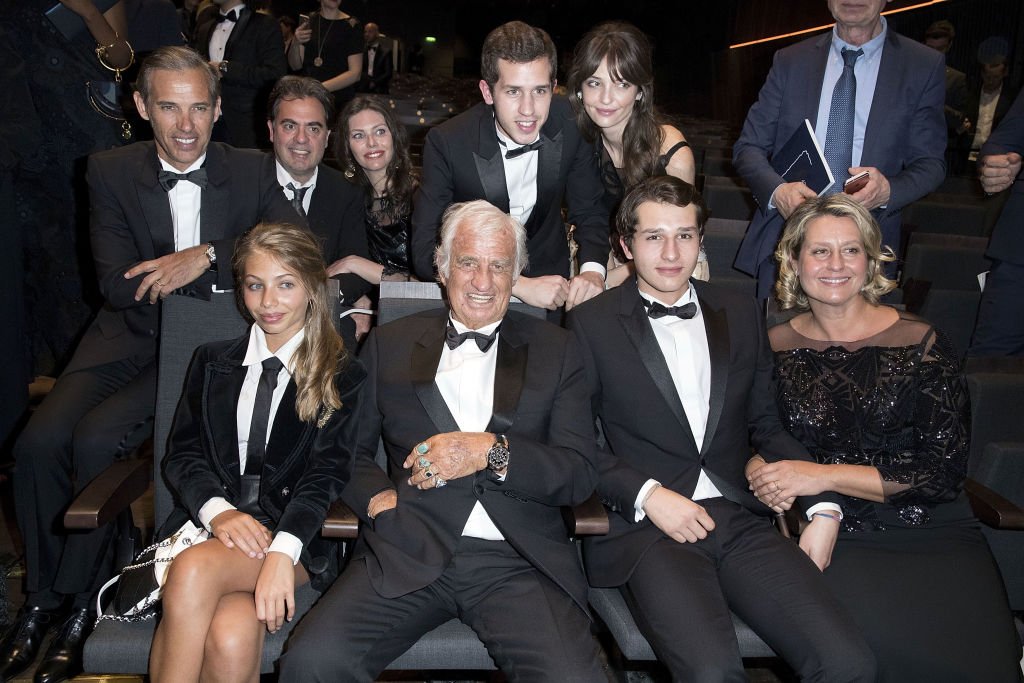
[{"left": 95, "top": 34, "right": 135, "bottom": 83}]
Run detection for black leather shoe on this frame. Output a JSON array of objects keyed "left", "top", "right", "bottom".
[
  {"left": 0, "top": 605, "right": 61, "bottom": 682},
  {"left": 32, "top": 608, "right": 91, "bottom": 683}
]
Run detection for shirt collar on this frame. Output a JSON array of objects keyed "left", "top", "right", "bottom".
[
  {"left": 448, "top": 316, "right": 502, "bottom": 337},
  {"left": 243, "top": 324, "right": 304, "bottom": 374},
  {"left": 158, "top": 153, "right": 206, "bottom": 175},
  {"left": 639, "top": 284, "right": 700, "bottom": 316},
  {"left": 220, "top": 3, "right": 245, "bottom": 20},
  {"left": 275, "top": 160, "right": 318, "bottom": 192},
  {"left": 831, "top": 15, "right": 887, "bottom": 59}
]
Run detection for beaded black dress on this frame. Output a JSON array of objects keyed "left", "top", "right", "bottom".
[
  {"left": 770, "top": 311, "right": 1021, "bottom": 683},
  {"left": 365, "top": 194, "right": 411, "bottom": 278}
]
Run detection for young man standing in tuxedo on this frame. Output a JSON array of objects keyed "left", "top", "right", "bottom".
[
  {"left": 410, "top": 21, "right": 609, "bottom": 313},
  {"left": 568, "top": 176, "right": 875, "bottom": 681}
]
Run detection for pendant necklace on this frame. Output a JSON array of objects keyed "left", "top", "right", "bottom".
[{"left": 313, "top": 14, "right": 336, "bottom": 68}]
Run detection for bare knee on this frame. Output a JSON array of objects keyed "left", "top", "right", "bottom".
[
  {"left": 201, "top": 604, "right": 263, "bottom": 682},
  {"left": 161, "top": 544, "right": 218, "bottom": 609}
]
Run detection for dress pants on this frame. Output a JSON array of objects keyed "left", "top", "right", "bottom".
[
  {"left": 12, "top": 356, "right": 156, "bottom": 602},
  {"left": 971, "top": 259, "right": 1024, "bottom": 356},
  {"left": 280, "top": 536, "right": 608, "bottom": 683},
  {"left": 622, "top": 498, "right": 876, "bottom": 683}
]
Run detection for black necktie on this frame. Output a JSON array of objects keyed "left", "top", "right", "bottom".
[
  {"left": 504, "top": 139, "right": 544, "bottom": 159},
  {"left": 158, "top": 168, "right": 209, "bottom": 192},
  {"left": 645, "top": 300, "right": 697, "bottom": 320},
  {"left": 286, "top": 183, "right": 308, "bottom": 217},
  {"left": 217, "top": 11, "right": 238, "bottom": 23},
  {"left": 445, "top": 321, "right": 499, "bottom": 352},
  {"left": 245, "top": 357, "right": 283, "bottom": 475}
]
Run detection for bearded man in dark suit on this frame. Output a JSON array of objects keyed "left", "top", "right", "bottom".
[
  {"left": 280, "top": 200, "right": 607, "bottom": 682},
  {"left": 2, "top": 46, "right": 295, "bottom": 683},
  {"left": 568, "top": 176, "right": 875, "bottom": 681}
]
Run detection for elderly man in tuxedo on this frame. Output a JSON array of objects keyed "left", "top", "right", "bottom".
[
  {"left": 280, "top": 200, "right": 606, "bottom": 682},
  {"left": 2, "top": 46, "right": 295, "bottom": 683},
  {"left": 733, "top": 0, "right": 946, "bottom": 297},
  {"left": 410, "top": 21, "right": 608, "bottom": 313},
  {"left": 568, "top": 176, "right": 875, "bottom": 681}
]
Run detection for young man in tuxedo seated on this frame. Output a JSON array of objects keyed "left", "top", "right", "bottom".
[
  {"left": 279, "top": 200, "right": 608, "bottom": 682},
  {"left": 567, "top": 176, "right": 876, "bottom": 681},
  {"left": 265, "top": 75, "right": 372, "bottom": 346}
]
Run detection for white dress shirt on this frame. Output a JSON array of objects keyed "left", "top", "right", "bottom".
[
  {"left": 208, "top": 4, "right": 244, "bottom": 63},
  {"left": 971, "top": 86, "right": 1002, "bottom": 156},
  {"left": 198, "top": 325, "right": 306, "bottom": 563},
  {"left": 434, "top": 317, "right": 505, "bottom": 540},
  {"left": 159, "top": 155, "right": 206, "bottom": 252},
  {"left": 276, "top": 161, "right": 318, "bottom": 215}
]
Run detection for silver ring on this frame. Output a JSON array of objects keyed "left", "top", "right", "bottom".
[
  {"left": 434, "top": 477, "right": 447, "bottom": 488},
  {"left": 416, "top": 442, "right": 430, "bottom": 455},
  {"left": 417, "top": 456, "right": 432, "bottom": 469},
  {"left": 424, "top": 470, "right": 434, "bottom": 478}
]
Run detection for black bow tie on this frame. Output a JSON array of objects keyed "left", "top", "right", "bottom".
[
  {"left": 158, "top": 168, "right": 209, "bottom": 191},
  {"left": 445, "top": 321, "right": 499, "bottom": 352},
  {"left": 645, "top": 300, "right": 697, "bottom": 320},
  {"left": 217, "top": 11, "right": 238, "bottom": 22},
  {"left": 504, "top": 139, "right": 544, "bottom": 159}
]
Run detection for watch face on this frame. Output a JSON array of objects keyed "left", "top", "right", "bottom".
[{"left": 487, "top": 438, "right": 510, "bottom": 471}]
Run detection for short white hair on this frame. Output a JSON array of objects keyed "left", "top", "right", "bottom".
[{"left": 433, "top": 200, "right": 529, "bottom": 280}]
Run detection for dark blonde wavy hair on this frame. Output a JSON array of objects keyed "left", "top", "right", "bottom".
[
  {"left": 233, "top": 222, "right": 347, "bottom": 422},
  {"left": 774, "top": 194, "right": 897, "bottom": 311},
  {"left": 567, "top": 21, "right": 664, "bottom": 190}
]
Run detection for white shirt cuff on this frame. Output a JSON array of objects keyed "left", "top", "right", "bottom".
[
  {"left": 767, "top": 184, "right": 782, "bottom": 211},
  {"left": 269, "top": 532, "right": 303, "bottom": 565},
  {"left": 633, "top": 479, "right": 661, "bottom": 522},
  {"left": 579, "top": 262, "right": 607, "bottom": 280},
  {"left": 805, "top": 502, "right": 843, "bottom": 522},
  {"left": 198, "top": 497, "right": 236, "bottom": 532}
]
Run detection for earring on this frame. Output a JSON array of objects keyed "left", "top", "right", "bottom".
[
  {"left": 576, "top": 91, "right": 582, "bottom": 101},
  {"left": 344, "top": 165, "right": 356, "bottom": 179}
]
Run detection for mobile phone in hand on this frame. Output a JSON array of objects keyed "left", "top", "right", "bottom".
[{"left": 843, "top": 171, "right": 869, "bottom": 194}]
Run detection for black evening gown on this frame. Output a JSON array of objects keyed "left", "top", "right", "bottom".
[
  {"left": 365, "top": 194, "right": 411, "bottom": 279},
  {"left": 770, "top": 311, "right": 1022, "bottom": 683}
]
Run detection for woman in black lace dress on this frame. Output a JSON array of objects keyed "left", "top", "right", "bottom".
[
  {"left": 567, "top": 21, "right": 704, "bottom": 285},
  {"left": 330, "top": 95, "right": 416, "bottom": 286},
  {"left": 746, "top": 194, "right": 1021, "bottom": 682}
]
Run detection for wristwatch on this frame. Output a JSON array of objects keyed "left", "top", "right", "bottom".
[
  {"left": 486, "top": 434, "right": 510, "bottom": 473},
  {"left": 205, "top": 243, "right": 218, "bottom": 271},
  {"left": 218, "top": 61, "right": 229, "bottom": 77}
]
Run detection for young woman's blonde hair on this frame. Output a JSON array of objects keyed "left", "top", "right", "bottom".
[
  {"left": 233, "top": 222, "right": 347, "bottom": 422},
  {"left": 774, "top": 194, "right": 897, "bottom": 311}
]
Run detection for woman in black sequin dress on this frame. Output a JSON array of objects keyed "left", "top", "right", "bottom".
[
  {"left": 330, "top": 95, "right": 416, "bottom": 285},
  {"left": 746, "top": 194, "right": 1021, "bottom": 682}
]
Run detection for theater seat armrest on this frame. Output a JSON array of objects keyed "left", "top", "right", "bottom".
[
  {"left": 966, "top": 478, "right": 1024, "bottom": 530},
  {"left": 64, "top": 458, "right": 152, "bottom": 529},
  {"left": 564, "top": 494, "right": 609, "bottom": 537},
  {"left": 321, "top": 499, "right": 359, "bottom": 538}
]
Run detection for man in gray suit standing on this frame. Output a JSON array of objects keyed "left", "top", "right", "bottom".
[{"left": 733, "top": 0, "right": 946, "bottom": 298}]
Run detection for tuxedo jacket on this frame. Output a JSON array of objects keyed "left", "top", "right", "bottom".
[
  {"left": 162, "top": 332, "right": 366, "bottom": 592},
  {"left": 73, "top": 141, "right": 297, "bottom": 374},
  {"left": 194, "top": 5, "right": 287, "bottom": 147},
  {"left": 733, "top": 29, "right": 946, "bottom": 277},
  {"left": 341, "top": 308, "right": 599, "bottom": 611},
  {"left": 410, "top": 98, "right": 608, "bottom": 281},
  {"left": 360, "top": 43, "right": 393, "bottom": 93},
  {"left": 980, "top": 88, "right": 1024, "bottom": 265},
  {"left": 567, "top": 279, "right": 837, "bottom": 587},
  {"left": 260, "top": 155, "right": 372, "bottom": 305}
]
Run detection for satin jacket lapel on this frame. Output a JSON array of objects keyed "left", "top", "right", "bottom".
[
  {"left": 205, "top": 358, "right": 247, "bottom": 494},
  {"left": 862, "top": 32, "right": 899, "bottom": 165},
  {"left": 200, "top": 143, "right": 230, "bottom": 243},
  {"left": 473, "top": 110, "right": 511, "bottom": 213},
  {"left": 486, "top": 318, "right": 526, "bottom": 434},
  {"left": 526, "top": 128, "right": 563, "bottom": 236},
  {"left": 137, "top": 147, "right": 175, "bottom": 257},
  {"left": 807, "top": 33, "right": 832, "bottom": 129},
  {"left": 696, "top": 287, "right": 729, "bottom": 459},
  {"left": 617, "top": 283, "right": 698, "bottom": 450},
  {"left": 411, "top": 319, "right": 460, "bottom": 434},
  {"left": 264, "top": 380, "right": 308, "bottom": 485}
]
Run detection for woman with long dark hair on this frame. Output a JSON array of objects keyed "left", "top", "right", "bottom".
[{"left": 568, "top": 21, "right": 706, "bottom": 283}]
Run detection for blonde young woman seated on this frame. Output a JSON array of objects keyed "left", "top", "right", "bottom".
[
  {"left": 149, "top": 223, "right": 364, "bottom": 682},
  {"left": 746, "top": 194, "right": 1021, "bottom": 683}
]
